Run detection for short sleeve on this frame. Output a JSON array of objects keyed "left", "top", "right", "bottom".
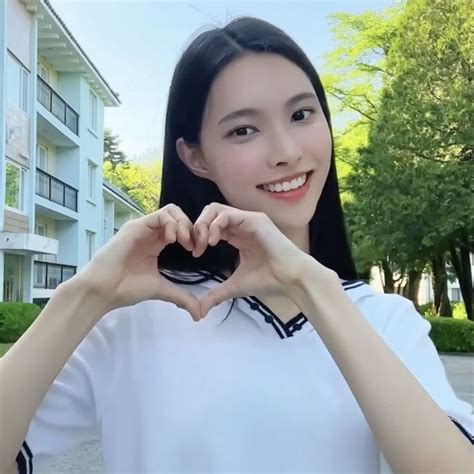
[
  {"left": 15, "top": 309, "right": 118, "bottom": 473},
  {"left": 382, "top": 294, "right": 474, "bottom": 441}
]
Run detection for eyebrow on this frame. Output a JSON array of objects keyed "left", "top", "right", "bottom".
[{"left": 217, "top": 91, "right": 318, "bottom": 125}]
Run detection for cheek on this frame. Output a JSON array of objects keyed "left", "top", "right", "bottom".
[{"left": 210, "top": 150, "right": 261, "bottom": 205}]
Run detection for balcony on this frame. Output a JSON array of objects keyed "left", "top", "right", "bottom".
[
  {"left": 36, "top": 168, "right": 78, "bottom": 212},
  {"left": 37, "top": 76, "right": 79, "bottom": 135},
  {"left": 33, "top": 261, "right": 77, "bottom": 290}
]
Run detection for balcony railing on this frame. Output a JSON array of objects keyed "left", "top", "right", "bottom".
[
  {"left": 33, "top": 261, "right": 77, "bottom": 289},
  {"left": 36, "top": 168, "right": 78, "bottom": 212},
  {"left": 37, "top": 76, "right": 79, "bottom": 135}
]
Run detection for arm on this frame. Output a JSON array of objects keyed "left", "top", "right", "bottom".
[
  {"left": 289, "top": 262, "right": 473, "bottom": 474},
  {"left": 0, "top": 277, "right": 110, "bottom": 473}
]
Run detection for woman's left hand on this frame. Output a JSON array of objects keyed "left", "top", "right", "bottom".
[{"left": 192, "top": 203, "right": 337, "bottom": 317}]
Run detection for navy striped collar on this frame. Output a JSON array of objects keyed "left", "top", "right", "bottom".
[{"left": 172, "top": 270, "right": 374, "bottom": 340}]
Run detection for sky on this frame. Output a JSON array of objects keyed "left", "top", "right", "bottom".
[{"left": 50, "top": 0, "right": 396, "bottom": 161}]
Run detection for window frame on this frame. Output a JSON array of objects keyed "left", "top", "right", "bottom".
[
  {"left": 87, "top": 160, "right": 97, "bottom": 202},
  {"left": 6, "top": 53, "right": 29, "bottom": 113},
  {"left": 89, "top": 90, "right": 98, "bottom": 133},
  {"left": 86, "top": 230, "right": 95, "bottom": 260},
  {"left": 4, "top": 160, "right": 27, "bottom": 213}
]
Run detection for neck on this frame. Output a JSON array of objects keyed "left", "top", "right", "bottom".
[{"left": 280, "top": 224, "right": 310, "bottom": 254}]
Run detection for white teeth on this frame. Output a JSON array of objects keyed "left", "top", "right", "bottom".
[{"left": 262, "top": 173, "right": 308, "bottom": 193}]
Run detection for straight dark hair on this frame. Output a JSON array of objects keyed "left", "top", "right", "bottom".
[{"left": 159, "top": 16, "right": 358, "bottom": 281}]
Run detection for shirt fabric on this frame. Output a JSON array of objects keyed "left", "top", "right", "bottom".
[{"left": 16, "top": 271, "right": 474, "bottom": 474}]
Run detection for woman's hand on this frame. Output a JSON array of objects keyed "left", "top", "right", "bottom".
[
  {"left": 74, "top": 204, "right": 202, "bottom": 321},
  {"left": 193, "top": 203, "right": 336, "bottom": 317}
]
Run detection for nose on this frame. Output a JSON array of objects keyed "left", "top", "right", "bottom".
[{"left": 266, "top": 127, "right": 303, "bottom": 168}]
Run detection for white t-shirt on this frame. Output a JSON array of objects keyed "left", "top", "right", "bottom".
[{"left": 16, "top": 271, "right": 474, "bottom": 474}]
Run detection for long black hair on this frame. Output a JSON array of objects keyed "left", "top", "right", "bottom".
[{"left": 159, "top": 16, "right": 358, "bottom": 281}]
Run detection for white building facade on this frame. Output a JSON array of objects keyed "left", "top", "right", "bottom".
[{"left": 0, "top": 0, "right": 144, "bottom": 305}]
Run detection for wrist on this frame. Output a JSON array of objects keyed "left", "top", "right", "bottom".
[
  {"left": 285, "top": 253, "right": 340, "bottom": 305},
  {"left": 60, "top": 271, "right": 113, "bottom": 315}
]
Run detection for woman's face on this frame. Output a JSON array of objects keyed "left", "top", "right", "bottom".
[{"left": 179, "top": 53, "right": 332, "bottom": 232}]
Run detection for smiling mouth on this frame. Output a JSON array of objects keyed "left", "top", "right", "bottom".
[{"left": 257, "top": 171, "right": 313, "bottom": 193}]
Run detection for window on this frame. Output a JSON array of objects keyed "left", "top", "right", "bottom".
[
  {"left": 6, "top": 54, "right": 28, "bottom": 113},
  {"left": 451, "top": 288, "right": 461, "bottom": 302},
  {"left": 35, "top": 224, "right": 48, "bottom": 263},
  {"left": 86, "top": 230, "right": 95, "bottom": 260},
  {"left": 38, "top": 62, "right": 49, "bottom": 83},
  {"left": 89, "top": 91, "right": 98, "bottom": 132},
  {"left": 5, "top": 161, "right": 26, "bottom": 211},
  {"left": 36, "top": 144, "right": 48, "bottom": 171},
  {"left": 88, "top": 161, "right": 96, "bottom": 201}
]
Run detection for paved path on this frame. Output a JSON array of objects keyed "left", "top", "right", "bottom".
[{"left": 36, "top": 354, "right": 473, "bottom": 474}]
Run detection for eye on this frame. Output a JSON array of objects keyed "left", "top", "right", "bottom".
[
  {"left": 226, "top": 126, "right": 257, "bottom": 138},
  {"left": 291, "top": 108, "right": 315, "bottom": 122}
]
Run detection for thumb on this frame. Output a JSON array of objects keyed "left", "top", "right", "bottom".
[
  {"left": 199, "top": 278, "right": 241, "bottom": 318},
  {"left": 157, "top": 278, "right": 202, "bottom": 322}
]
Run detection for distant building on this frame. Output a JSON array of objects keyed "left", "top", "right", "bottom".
[{"left": 0, "top": 0, "right": 145, "bottom": 304}]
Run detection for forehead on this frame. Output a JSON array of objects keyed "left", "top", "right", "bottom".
[{"left": 204, "top": 53, "right": 315, "bottom": 121}]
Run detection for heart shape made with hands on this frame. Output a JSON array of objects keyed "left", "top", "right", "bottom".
[{"left": 156, "top": 202, "right": 293, "bottom": 322}]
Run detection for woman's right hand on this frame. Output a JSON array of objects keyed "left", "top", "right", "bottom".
[{"left": 72, "top": 204, "right": 202, "bottom": 321}]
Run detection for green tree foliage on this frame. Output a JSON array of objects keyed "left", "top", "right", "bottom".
[
  {"left": 103, "top": 160, "right": 162, "bottom": 215},
  {"left": 323, "top": 0, "right": 473, "bottom": 318},
  {"left": 104, "top": 128, "right": 128, "bottom": 170}
]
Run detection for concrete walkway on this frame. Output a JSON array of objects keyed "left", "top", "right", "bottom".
[{"left": 36, "top": 354, "right": 474, "bottom": 474}]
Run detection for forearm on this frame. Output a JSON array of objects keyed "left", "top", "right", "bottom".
[
  {"left": 0, "top": 276, "right": 109, "bottom": 470},
  {"left": 290, "top": 268, "right": 473, "bottom": 474}
]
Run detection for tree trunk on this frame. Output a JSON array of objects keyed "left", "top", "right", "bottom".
[
  {"left": 431, "top": 252, "right": 452, "bottom": 317},
  {"left": 406, "top": 269, "right": 422, "bottom": 311},
  {"left": 381, "top": 259, "right": 395, "bottom": 293},
  {"left": 449, "top": 234, "right": 473, "bottom": 321}
]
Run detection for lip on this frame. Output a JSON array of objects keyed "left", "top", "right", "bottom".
[
  {"left": 258, "top": 170, "right": 313, "bottom": 201},
  {"left": 257, "top": 171, "right": 310, "bottom": 188}
]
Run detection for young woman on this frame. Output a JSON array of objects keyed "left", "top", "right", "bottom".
[{"left": 2, "top": 16, "right": 472, "bottom": 474}]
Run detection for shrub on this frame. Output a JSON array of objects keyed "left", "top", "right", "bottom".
[
  {"left": 420, "top": 301, "right": 467, "bottom": 320},
  {"left": 0, "top": 302, "right": 42, "bottom": 343},
  {"left": 424, "top": 316, "right": 474, "bottom": 352}
]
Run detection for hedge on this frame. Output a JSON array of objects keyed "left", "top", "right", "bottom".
[
  {"left": 0, "top": 302, "right": 42, "bottom": 343},
  {"left": 424, "top": 316, "right": 474, "bottom": 353},
  {"left": 0, "top": 302, "right": 473, "bottom": 352}
]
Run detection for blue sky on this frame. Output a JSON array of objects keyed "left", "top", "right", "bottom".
[{"left": 50, "top": 0, "right": 396, "bottom": 161}]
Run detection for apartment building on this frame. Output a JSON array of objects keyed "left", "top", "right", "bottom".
[{"left": 0, "top": 0, "right": 144, "bottom": 305}]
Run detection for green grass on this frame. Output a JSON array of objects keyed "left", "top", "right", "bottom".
[{"left": 0, "top": 343, "right": 13, "bottom": 357}]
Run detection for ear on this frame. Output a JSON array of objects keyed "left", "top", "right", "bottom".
[{"left": 176, "top": 137, "right": 211, "bottom": 179}]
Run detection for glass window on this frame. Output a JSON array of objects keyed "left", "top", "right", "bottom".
[
  {"left": 22, "top": 69, "right": 28, "bottom": 112},
  {"left": 38, "top": 62, "right": 49, "bottom": 83},
  {"left": 89, "top": 91, "right": 97, "bottom": 132},
  {"left": 33, "top": 262, "right": 46, "bottom": 288},
  {"left": 5, "top": 162, "right": 26, "bottom": 211},
  {"left": 451, "top": 288, "right": 461, "bottom": 302},
  {"left": 88, "top": 161, "right": 96, "bottom": 200},
  {"left": 6, "top": 55, "right": 28, "bottom": 112},
  {"left": 86, "top": 230, "right": 95, "bottom": 260},
  {"left": 36, "top": 144, "right": 48, "bottom": 171}
]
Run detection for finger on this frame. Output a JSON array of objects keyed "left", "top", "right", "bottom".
[
  {"left": 208, "top": 213, "right": 230, "bottom": 246},
  {"left": 177, "top": 222, "right": 194, "bottom": 252},
  {"left": 165, "top": 206, "right": 194, "bottom": 252},
  {"left": 158, "top": 278, "right": 202, "bottom": 322},
  {"left": 163, "top": 218, "right": 178, "bottom": 244},
  {"left": 192, "top": 223, "right": 210, "bottom": 258},
  {"left": 199, "top": 278, "right": 242, "bottom": 318}
]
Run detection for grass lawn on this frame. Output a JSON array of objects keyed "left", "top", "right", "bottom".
[{"left": 0, "top": 343, "right": 13, "bottom": 357}]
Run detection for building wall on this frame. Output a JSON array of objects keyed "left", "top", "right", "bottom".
[
  {"left": 77, "top": 76, "right": 105, "bottom": 267},
  {"left": 6, "top": 0, "right": 32, "bottom": 70}
]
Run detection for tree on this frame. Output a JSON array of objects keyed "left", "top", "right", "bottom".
[
  {"left": 103, "top": 160, "right": 162, "bottom": 214},
  {"left": 323, "top": 0, "right": 473, "bottom": 319},
  {"left": 104, "top": 128, "right": 128, "bottom": 170}
]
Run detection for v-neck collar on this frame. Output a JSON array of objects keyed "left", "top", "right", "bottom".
[{"left": 185, "top": 270, "right": 375, "bottom": 340}]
